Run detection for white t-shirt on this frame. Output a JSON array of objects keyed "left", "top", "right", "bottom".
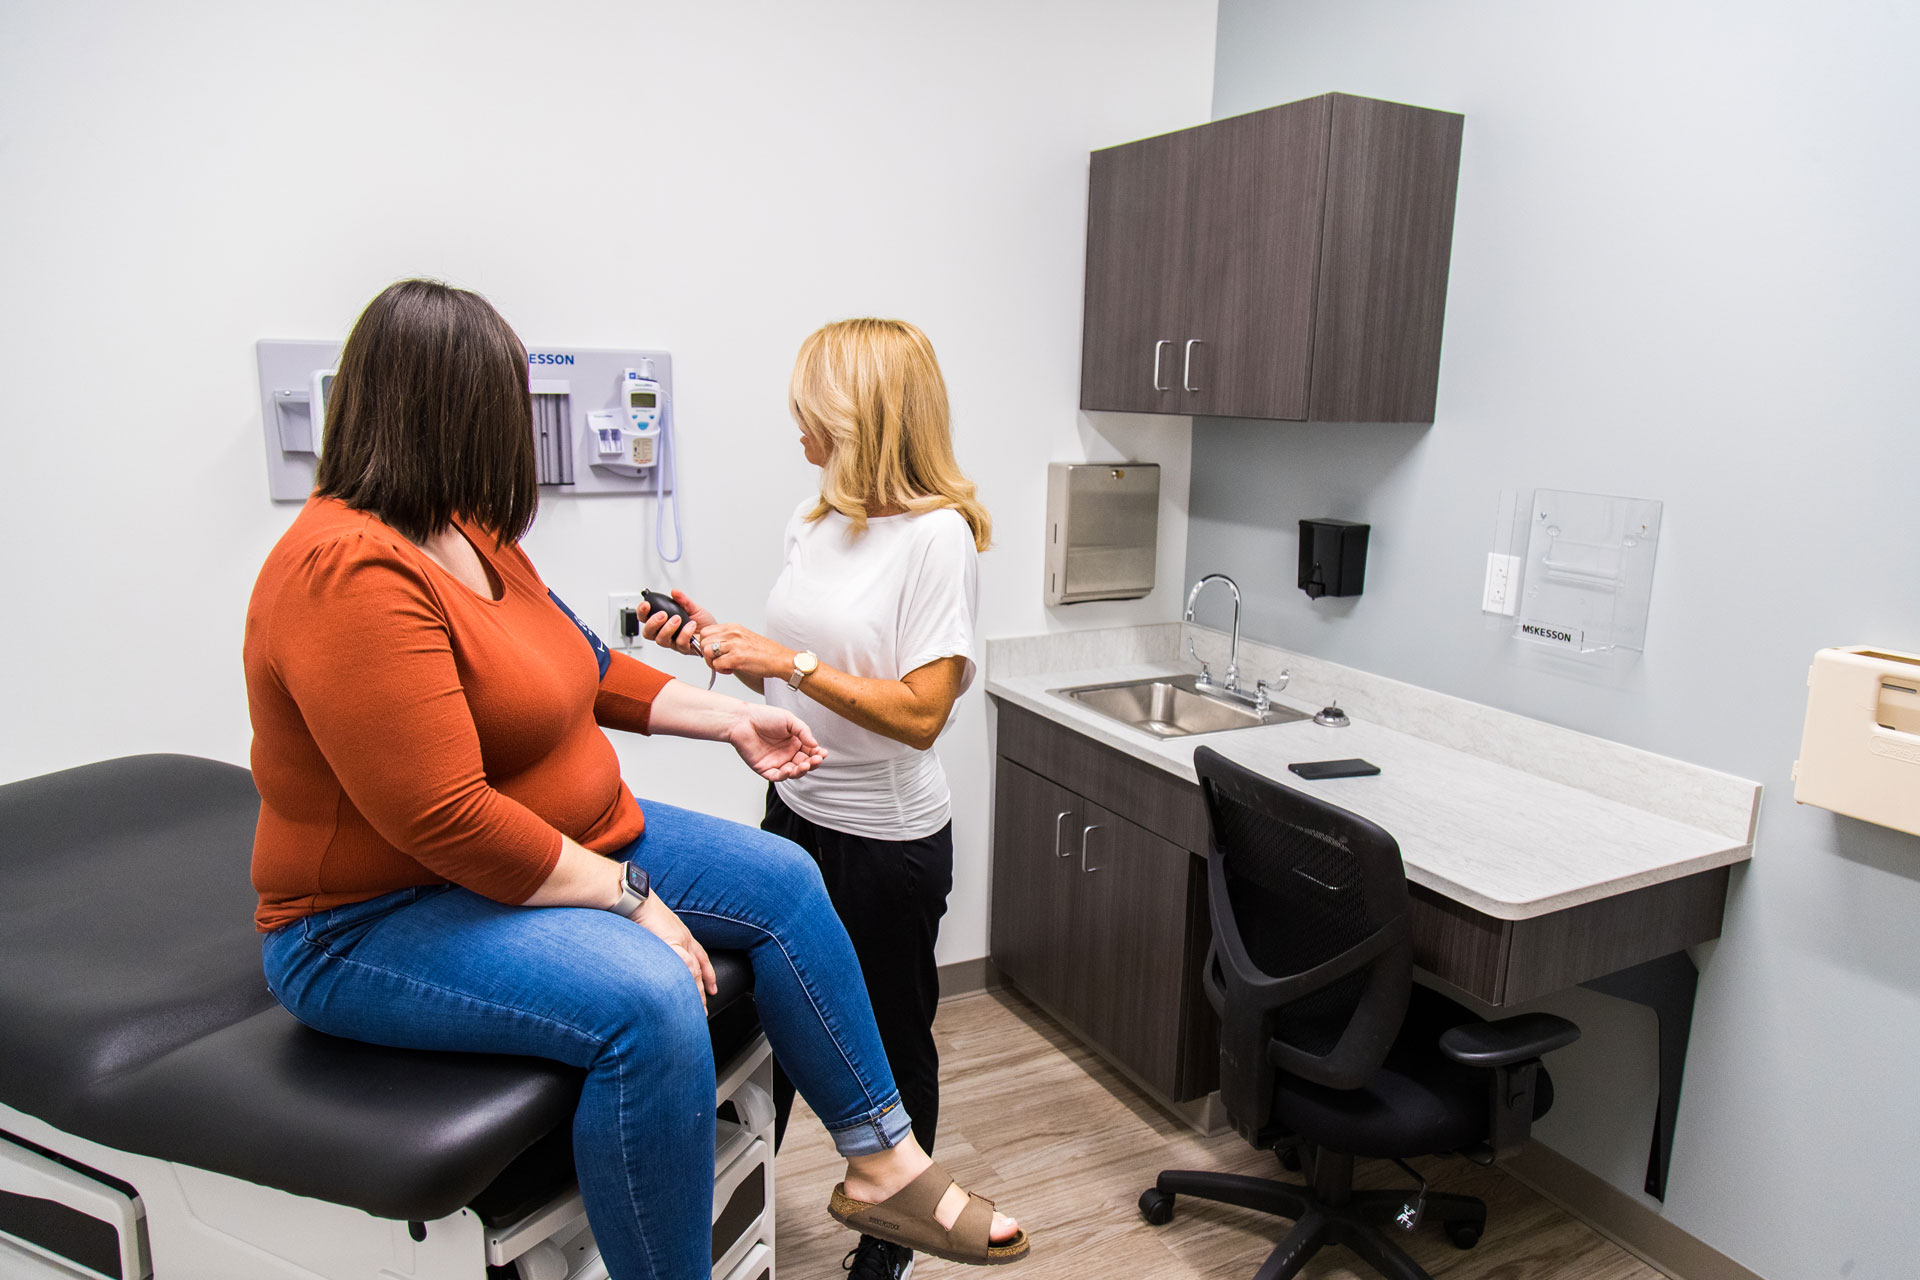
[{"left": 762, "top": 498, "right": 979, "bottom": 840}]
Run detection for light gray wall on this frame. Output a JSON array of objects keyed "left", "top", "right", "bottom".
[
  {"left": 1195, "top": 3, "right": 1920, "bottom": 1277},
  {"left": 0, "top": 0, "right": 1216, "bottom": 969}
]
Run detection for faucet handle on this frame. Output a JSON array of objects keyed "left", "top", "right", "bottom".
[{"left": 1186, "top": 633, "right": 1213, "bottom": 685}]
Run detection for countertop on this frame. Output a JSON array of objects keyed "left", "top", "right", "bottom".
[{"left": 986, "top": 628, "right": 1759, "bottom": 923}]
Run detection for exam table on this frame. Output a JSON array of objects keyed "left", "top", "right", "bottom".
[{"left": 0, "top": 755, "right": 777, "bottom": 1280}]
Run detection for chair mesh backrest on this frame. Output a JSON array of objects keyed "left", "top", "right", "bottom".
[
  {"left": 1212, "top": 787, "right": 1380, "bottom": 1055},
  {"left": 1196, "top": 747, "right": 1412, "bottom": 1092}
]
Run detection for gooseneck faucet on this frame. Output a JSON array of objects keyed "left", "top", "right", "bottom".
[{"left": 1184, "top": 574, "right": 1283, "bottom": 715}]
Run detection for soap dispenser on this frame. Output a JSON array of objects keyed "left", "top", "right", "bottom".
[{"left": 1298, "top": 519, "right": 1370, "bottom": 599}]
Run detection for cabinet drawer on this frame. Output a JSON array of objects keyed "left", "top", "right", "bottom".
[{"left": 995, "top": 700, "right": 1208, "bottom": 853}]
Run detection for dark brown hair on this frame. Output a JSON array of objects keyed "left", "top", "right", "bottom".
[{"left": 315, "top": 279, "right": 538, "bottom": 544}]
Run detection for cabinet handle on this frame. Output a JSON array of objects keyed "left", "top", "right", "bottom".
[
  {"left": 1152, "top": 339, "right": 1171, "bottom": 391},
  {"left": 1184, "top": 339, "right": 1204, "bottom": 392},
  {"left": 1053, "top": 811, "right": 1073, "bottom": 858},
  {"left": 1080, "top": 824, "right": 1102, "bottom": 872}
]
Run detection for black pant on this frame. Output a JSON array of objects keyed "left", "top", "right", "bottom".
[{"left": 762, "top": 785, "right": 953, "bottom": 1155}]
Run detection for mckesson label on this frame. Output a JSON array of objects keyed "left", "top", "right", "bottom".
[
  {"left": 528, "top": 352, "right": 576, "bottom": 367},
  {"left": 1519, "top": 622, "right": 1581, "bottom": 647}
]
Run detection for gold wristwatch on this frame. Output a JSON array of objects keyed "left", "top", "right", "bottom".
[{"left": 787, "top": 651, "right": 819, "bottom": 690}]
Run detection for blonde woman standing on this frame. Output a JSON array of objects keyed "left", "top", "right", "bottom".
[{"left": 644, "top": 318, "right": 989, "bottom": 1280}]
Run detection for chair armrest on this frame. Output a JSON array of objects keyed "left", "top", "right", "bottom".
[{"left": 1439, "top": 1014, "right": 1580, "bottom": 1067}]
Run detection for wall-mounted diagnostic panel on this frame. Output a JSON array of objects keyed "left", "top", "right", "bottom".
[{"left": 256, "top": 341, "right": 675, "bottom": 503}]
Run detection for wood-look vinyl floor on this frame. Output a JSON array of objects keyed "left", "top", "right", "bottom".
[{"left": 772, "top": 988, "right": 1665, "bottom": 1280}]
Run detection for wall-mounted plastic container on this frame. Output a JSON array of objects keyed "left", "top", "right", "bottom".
[
  {"left": 1794, "top": 646, "right": 1920, "bottom": 837},
  {"left": 1510, "top": 490, "right": 1663, "bottom": 653}
]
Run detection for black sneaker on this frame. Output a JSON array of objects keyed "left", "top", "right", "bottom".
[{"left": 843, "top": 1233, "right": 914, "bottom": 1280}]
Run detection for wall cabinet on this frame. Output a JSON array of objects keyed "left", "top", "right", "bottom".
[{"left": 1079, "top": 92, "right": 1464, "bottom": 423}]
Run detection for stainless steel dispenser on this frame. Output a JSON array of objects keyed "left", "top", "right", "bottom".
[{"left": 1045, "top": 463, "right": 1160, "bottom": 605}]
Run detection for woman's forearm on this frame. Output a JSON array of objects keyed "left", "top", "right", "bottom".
[
  {"left": 797, "top": 658, "right": 965, "bottom": 752},
  {"left": 797, "top": 667, "right": 934, "bottom": 749},
  {"left": 647, "top": 678, "right": 753, "bottom": 740},
  {"left": 523, "top": 834, "right": 624, "bottom": 909},
  {"left": 697, "top": 624, "right": 964, "bottom": 750}
]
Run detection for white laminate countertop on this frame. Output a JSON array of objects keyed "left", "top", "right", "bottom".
[{"left": 986, "top": 633, "right": 1758, "bottom": 923}]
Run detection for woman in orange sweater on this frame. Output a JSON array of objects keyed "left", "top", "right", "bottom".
[{"left": 246, "top": 280, "right": 1025, "bottom": 1279}]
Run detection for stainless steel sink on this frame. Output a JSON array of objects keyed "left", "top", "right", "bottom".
[{"left": 1053, "top": 673, "right": 1309, "bottom": 738}]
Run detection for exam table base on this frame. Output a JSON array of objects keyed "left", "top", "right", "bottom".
[{"left": 0, "top": 1037, "right": 778, "bottom": 1280}]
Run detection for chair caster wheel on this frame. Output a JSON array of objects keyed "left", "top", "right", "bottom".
[
  {"left": 1447, "top": 1223, "right": 1482, "bottom": 1250},
  {"left": 1139, "top": 1188, "right": 1175, "bottom": 1226},
  {"left": 1277, "top": 1146, "right": 1303, "bottom": 1172}
]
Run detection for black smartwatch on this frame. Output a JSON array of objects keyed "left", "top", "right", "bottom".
[{"left": 610, "top": 862, "right": 651, "bottom": 917}]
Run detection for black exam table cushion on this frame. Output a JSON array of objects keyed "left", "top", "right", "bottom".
[{"left": 0, "top": 755, "right": 761, "bottom": 1222}]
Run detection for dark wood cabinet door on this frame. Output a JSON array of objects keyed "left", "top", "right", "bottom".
[
  {"left": 1180, "top": 96, "right": 1332, "bottom": 421},
  {"left": 1067, "top": 801, "right": 1197, "bottom": 1098},
  {"left": 989, "top": 758, "right": 1086, "bottom": 1021},
  {"left": 1079, "top": 129, "right": 1194, "bottom": 414},
  {"left": 1307, "top": 95, "right": 1464, "bottom": 423}
]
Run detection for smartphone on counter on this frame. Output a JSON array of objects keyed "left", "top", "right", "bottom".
[{"left": 1288, "top": 758, "right": 1381, "bottom": 780}]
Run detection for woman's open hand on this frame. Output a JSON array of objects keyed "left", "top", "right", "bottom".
[
  {"left": 728, "top": 704, "right": 827, "bottom": 780},
  {"left": 699, "top": 623, "right": 794, "bottom": 682},
  {"left": 630, "top": 894, "right": 717, "bottom": 1011},
  {"left": 638, "top": 590, "right": 716, "bottom": 655}
]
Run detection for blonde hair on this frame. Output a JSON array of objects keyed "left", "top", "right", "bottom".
[{"left": 788, "top": 318, "right": 992, "bottom": 551}]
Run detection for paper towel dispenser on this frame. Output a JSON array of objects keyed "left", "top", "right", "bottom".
[
  {"left": 1793, "top": 646, "right": 1920, "bottom": 837},
  {"left": 1045, "top": 463, "right": 1159, "bottom": 605}
]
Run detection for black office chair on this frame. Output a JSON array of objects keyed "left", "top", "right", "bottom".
[{"left": 1140, "top": 747, "right": 1580, "bottom": 1280}]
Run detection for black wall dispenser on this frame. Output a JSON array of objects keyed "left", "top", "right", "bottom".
[{"left": 1299, "top": 518, "right": 1370, "bottom": 598}]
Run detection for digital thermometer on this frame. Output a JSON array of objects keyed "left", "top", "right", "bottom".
[
  {"left": 591, "top": 367, "right": 664, "bottom": 474},
  {"left": 622, "top": 367, "right": 662, "bottom": 468},
  {"left": 586, "top": 358, "right": 683, "bottom": 563}
]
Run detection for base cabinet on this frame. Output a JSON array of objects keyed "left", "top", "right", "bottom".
[
  {"left": 989, "top": 698, "right": 1738, "bottom": 1057},
  {"left": 989, "top": 755, "right": 1214, "bottom": 1101}
]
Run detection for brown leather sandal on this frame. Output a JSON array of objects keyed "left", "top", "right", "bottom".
[{"left": 829, "top": 1161, "right": 1031, "bottom": 1266}]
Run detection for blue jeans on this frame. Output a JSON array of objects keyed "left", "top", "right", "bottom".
[{"left": 262, "top": 798, "right": 913, "bottom": 1280}]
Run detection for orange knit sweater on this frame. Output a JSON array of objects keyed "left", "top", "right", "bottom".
[{"left": 244, "top": 497, "right": 672, "bottom": 932}]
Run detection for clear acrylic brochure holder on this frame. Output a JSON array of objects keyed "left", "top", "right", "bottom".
[{"left": 1514, "top": 490, "right": 1662, "bottom": 654}]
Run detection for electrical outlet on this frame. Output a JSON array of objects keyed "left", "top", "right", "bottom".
[
  {"left": 1481, "top": 554, "right": 1520, "bottom": 616},
  {"left": 608, "top": 593, "right": 644, "bottom": 649}
]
